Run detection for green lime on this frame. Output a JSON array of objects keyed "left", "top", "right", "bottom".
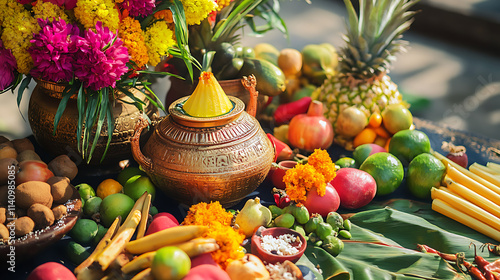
[
  {"left": 152, "top": 246, "right": 191, "bottom": 280},
  {"left": 389, "top": 129, "right": 431, "bottom": 166},
  {"left": 274, "top": 213, "right": 295, "bottom": 228},
  {"left": 123, "top": 175, "right": 156, "bottom": 202},
  {"left": 93, "top": 224, "right": 108, "bottom": 246},
  {"left": 75, "top": 183, "right": 96, "bottom": 206},
  {"left": 99, "top": 193, "right": 135, "bottom": 227},
  {"left": 69, "top": 218, "right": 98, "bottom": 245},
  {"left": 360, "top": 152, "right": 404, "bottom": 196},
  {"left": 64, "top": 240, "right": 91, "bottom": 265},
  {"left": 83, "top": 196, "right": 102, "bottom": 218},
  {"left": 407, "top": 153, "right": 446, "bottom": 199},
  {"left": 335, "top": 157, "right": 358, "bottom": 169},
  {"left": 381, "top": 103, "right": 413, "bottom": 135},
  {"left": 117, "top": 167, "right": 146, "bottom": 186},
  {"left": 149, "top": 205, "right": 159, "bottom": 216}
]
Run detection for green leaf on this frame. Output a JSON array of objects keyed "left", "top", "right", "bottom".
[
  {"left": 100, "top": 101, "right": 114, "bottom": 163},
  {"left": 53, "top": 83, "right": 77, "bottom": 135},
  {"left": 142, "top": 84, "right": 166, "bottom": 113},
  {"left": 88, "top": 87, "right": 110, "bottom": 163},
  {"left": 202, "top": 51, "right": 215, "bottom": 73},
  {"left": 76, "top": 84, "right": 85, "bottom": 153}
]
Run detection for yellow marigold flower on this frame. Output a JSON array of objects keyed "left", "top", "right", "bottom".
[
  {"left": 283, "top": 163, "right": 326, "bottom": 203},
  {"left": 74, "top": 0, "right": 119, "bottom": 31},
  {"left": 182, "top": 0, "right": 217, "bottom": 25},
  {"left": 0, "top": 0, "right": 23, "bottom": 27},
  {"left": 33, "top": 1, "right": 70, "bottom": 22},
  {"left": 144, "top": 20, "right": 175, "bottom": 67},
  {"left": 182, "top": 201, "right": 245, "bottom": 269},
  {"left": 1, "top": 6, "right": 39, "bottom": 74},
  {"left": 307, "top": 149, "right": 337, "bottom": 183},
  {"left": 119, "top": 17, "right": 149, "bottom": 68},
  {"left": 215, "top": 0, "right": 230, "bottom": 11}
]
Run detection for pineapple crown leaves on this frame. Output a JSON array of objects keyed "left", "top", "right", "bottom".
[{"left": 340, "top": 0, "right": 420, "bottom": 79}]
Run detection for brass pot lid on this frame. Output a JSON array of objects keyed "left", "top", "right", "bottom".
[{"left": 169, "top": 96, "right": 245, "bottom": 128}]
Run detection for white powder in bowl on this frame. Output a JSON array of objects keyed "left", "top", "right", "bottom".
[{"left": 260, "top": 233, "right": 301, "bottom": 256}]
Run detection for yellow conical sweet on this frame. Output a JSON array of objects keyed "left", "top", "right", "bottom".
[{"left": 182, "top": 72, "right": 233, "bottom": 117}]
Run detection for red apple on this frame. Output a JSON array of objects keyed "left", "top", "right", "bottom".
[
  {"left": 145, "top": 212, "right": 179, "bottom": 236},
  {"left": 331, "top": 168, "right": 376, "bottom": 209},
  {"left": 27, "top": 262, "right": 76, "bottom": 280},
  {"left": 16, "top": 160, "right": 54, "bottom": 185},
  {"left": 303, "top": 183, "right": 340, "bottom": 218}
]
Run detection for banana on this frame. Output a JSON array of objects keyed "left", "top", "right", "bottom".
[
  {"left": 131, "top": 268, "right": 153, "bottom": 280},
  {"left": 125, "top": 225, "right": 208, "bottom": 255},
  {"left": 96, "top": 209, "right": 142, "bottom": 271},
  {"left": 136, "top": 194, "right": 152, "bottom": 240},
  {"left": 121, "top": 251, "right": 156, "bottom": 275},
  {"left": 176, "top": 237, "right": 220, "bottom": 258}
]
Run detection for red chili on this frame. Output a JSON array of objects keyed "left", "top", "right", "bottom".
[
  {"left": 472, "top": 243, "right": 499, "bottom": 280},
  {"left": 484, "top": 243, "right": 500, "bottom": 256},
  {"left": 417, "top": 244, "right": 457, "bottom": 262},
  {"left": 464, "top": 261, "right": 488, "bottom": 280}
]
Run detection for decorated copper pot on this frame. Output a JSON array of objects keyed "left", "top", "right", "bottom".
[{"left": 131, "top": 78, "right": 275, "bottom": 206}]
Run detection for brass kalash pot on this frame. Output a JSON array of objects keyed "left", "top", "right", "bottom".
[{"left": 131, "top": 75, "right": 275, "bottom": 206}]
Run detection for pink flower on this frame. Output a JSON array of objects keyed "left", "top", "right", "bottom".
[
  {"left": 0, "top": 40, "right": 17, "bottom": 91},
  {"left": 121, "top": 0, "right": 156, "bottom": 17},
  {"left": 74, "top": 22, "right": 129, "bottom": 91},
  {"left": 29, "top": 18, "right": 81, "bottom": 83}
]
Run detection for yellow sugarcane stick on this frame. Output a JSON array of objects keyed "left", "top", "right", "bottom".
[
  {"left": 431, "top": 187, "right": 500, "bottom": 231},
  {"left": 433, "top": 151, "right": 500, "bottom": 196},
  {"left": 122, "top": 251, "right": 156, "bottom": 275},
  {"left": 131, "top": 268, "right": 153, "bottom": 280},
  {"left": 432, "top": 199, "right": 500, "bottom": 242},
  {"left": 470, "top": 163, "right": 500, "bottom": 189},
  {"left": 487, "top": 162, "right": 500, "bottom": 174},
  {"left": 136, "top": 194, "right": 151, "bottom": 240},
  {"left": 444, "top": 176, "right": 500, "bottom": 218},
  {"left": 445, "top": 165, "right": 500, "bottom": 204}
]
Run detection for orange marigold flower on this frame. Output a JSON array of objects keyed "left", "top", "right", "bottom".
[
  {"left": 182, "top": 201, "right": 245, "bottom": 269},
  {"left": 119, "top": 16, "right": 148, "bottom": 68},
  {"left": 154, "top": 9, "right": 172, "bottom": 22},
  {"left": 283, "top": 163, "right": 326, "bottom": 203},
  {"left": 307, "top": 149, "right": 336, "bottom": 182}
]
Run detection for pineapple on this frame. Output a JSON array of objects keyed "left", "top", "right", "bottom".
[{"left": 316, "top": 0, "right": 419, "bottom": 150}]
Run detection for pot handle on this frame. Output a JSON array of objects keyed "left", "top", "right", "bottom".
[
  {"left": 241, "top": 75, "right": 259, "bottom": 118},
  {"left": 131, "top": 117, "right": 153, "bottom": 171}
]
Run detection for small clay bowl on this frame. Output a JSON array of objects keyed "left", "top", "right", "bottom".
[
  {"left": 251, "top": 227, "right": 307, "bottom": 264},
  {"left": 0, "top": 185, "right": 82, "bottom": 264}
]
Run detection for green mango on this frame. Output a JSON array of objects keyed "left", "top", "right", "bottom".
[{"left": 238, "top": 58, "right": 286, "bottom": 96}]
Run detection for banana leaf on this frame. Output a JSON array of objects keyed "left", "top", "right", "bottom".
[{"left": 295, "top": 199, "right": 499, "bottom": 280}]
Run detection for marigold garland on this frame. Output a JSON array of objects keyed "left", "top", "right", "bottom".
[
  {"left": 32, "top": 1, "right": 70, "bottom": 23},
  {"left": 74, "top": 0, "right": 120, "bottom": 31},
  {"left": 118, "top": 17, "right": 149, "bottom": 68},
  {"left": 182, "top": 201, "right": 245, "bottom": 269},
  {"left": 283, "top": 149, "right": 336, "bottom": 203}
]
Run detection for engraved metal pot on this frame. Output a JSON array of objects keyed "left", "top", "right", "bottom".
[
  {"left": 28, "top": 79, "right": 158, "bottom": 165},
  {"left": 131, "top": 91, "right": 275, "bottom": 206}
]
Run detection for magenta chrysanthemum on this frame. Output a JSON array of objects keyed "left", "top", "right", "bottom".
[
  {"left": 29, "top": 18, "right": 80, "bottom": 83},
  {"left": 74, "top": 22, "right": 129, "bottom": 91},
  {"left": 121, "top": 0, "right": 155, "bottom": 17},
  {"left": 0, "top": 40, "right": 17, "bottom": 91}
]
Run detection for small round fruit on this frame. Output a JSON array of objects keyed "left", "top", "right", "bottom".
[
  {"left": 352, "top": 143, "right": 387, "bottom": 166},
  {"left": 322, "top": 236, "right": 344, "bottom": 256},
  {"left": 360, "top": 153, "right": 404, "bottom": 196},
  {"left": 303, "top": 184, "right": 340, "bottom": 218},
  {"left": 83, "top": 196, "right": 102, "bottom": 218},
  {"left": 116, "top": 166, "right": 147, "bottom": 186},
  {"left": 93, "top": 224, "right": 108, "bottom": 245},
  {"left": 292, "top": 204, "right": 309, "bottom": 225},
  {"left": 274, "top": 213, "right": 295, "bottom": 228},
  {"left": 65, "top": 240, "right": 91, "bottom": 265},
  {"left": 69, "top": 218, "right": 98, "bottom": 245},
  {"left": 407, "top": 153, "right": 446, "bottom": 199},
  {"left": 336, "top": 106, "right": 368, "bottom": 137},
  {"left": 389, "top": 129, "right": 431, "bottom": 166},
  {"left": 96, "top": 179, "right": 123, "bottom": 200},
  {"left": 123, "top": 175, "right": 156, "bottom": 201},
  {"left": 99, "top": 193, "right": 135, "bottom": 227},
  {"left": 315, "top": 222, "right": 333, "bottom": 241},
  {"left": 331, "top": 168, "right": 377, "bottom": 209},
  {"left": 326, "top": 212, "right": 343, "bottom": 232},
  {"left": 381, "top": 103, "right": 413, "bottom": 135},
  {"left": 335, "top": 157, "right": 357, "bottom": 169},
  {"left": 152, "top": 246, "right": 191, "bottom": 280},
  {"left": 278, "top": 48, "right": 303, "bottom": 77}
]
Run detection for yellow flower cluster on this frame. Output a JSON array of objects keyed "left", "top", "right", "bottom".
[
  {"left": 33, "top": 1, "right": 70, "bottom": 23},
  {"left": 215, "top": 0, "right": 231, "bottom": 11},
  {"left": 74, "top": 0, "right": 120, "bottom": 31},
  {"left": 307, "top": 149, "right": 337, "bottom": 182},
  {"left": 143, "top": 20, "right": 175, "bottom": 66},
  {"left": 182, "top": 201, "right": 245, "bottom": 269},
  {"left": 182, "top": 0, "right": 217, "bottom": 25},
  {"left": 283, "top": 149, "right": 337, "bottom": 203},
  {"left": 0, "top": 0, "right": 39, "bottom": 74},
  {"left": 119, "top": 17, "right": 149, "bottom": 68}
]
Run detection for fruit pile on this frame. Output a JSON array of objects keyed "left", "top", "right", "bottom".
[{"left": 0, "top": 136, "right": 78, "bottom": 243}]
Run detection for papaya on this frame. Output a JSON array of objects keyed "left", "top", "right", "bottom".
[
  {"left": 238, "top": 58, "right": 286, "bottom": 96},
  {"left": 218, "top": 58, "right": 244, "bottom": 80},
  {"left": 212, "top": 42, "right": 236, "bottom": 74},
  {"left": 253, "top": 43, "right": 280, "bottom": 65}
]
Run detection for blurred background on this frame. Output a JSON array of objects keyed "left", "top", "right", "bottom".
[{"left": 1, "top": 0, "right": 499, "bottom": 140}]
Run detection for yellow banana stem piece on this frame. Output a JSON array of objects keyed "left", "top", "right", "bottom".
[
  {"left": 125, "top": 225, "right": 208, "bottom": 255},
  {"left": 176, "top": 237, "right": 220, "bottom": 258},
  {"left": 470, "top": 163, "right": 500, "bottom": 189},
  {"left": 74, "top": 216, "right": 121, "bottom": 276},
  {"left": 121, "top": 251, "right": 156, "bottom": 275},
  {"left": 136, "top": 194, "right": 152, "bottom": 240},
  {"left": 96, "top": 210, "right": 142, "bottom": 271},
  {"left": 131, "top": 268, "right": 153, "bottom": 280}
]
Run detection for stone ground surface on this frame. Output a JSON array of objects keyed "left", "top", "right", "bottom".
[{"left": 1, "top": 0, "right": 499, "bottom": 141}]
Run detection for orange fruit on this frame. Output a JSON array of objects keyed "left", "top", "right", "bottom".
[
  {"left": 381, "top": 103, "right": 413, "bottom": 134},
  {"left": 96, "top": 178, "right": 123, "bottom": 200},
  {"left": 368, "top": 113, "right": 382, "bottom": 128},
  {"left": 353, "top": 127, "right": 377, "bottom": 148}
]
